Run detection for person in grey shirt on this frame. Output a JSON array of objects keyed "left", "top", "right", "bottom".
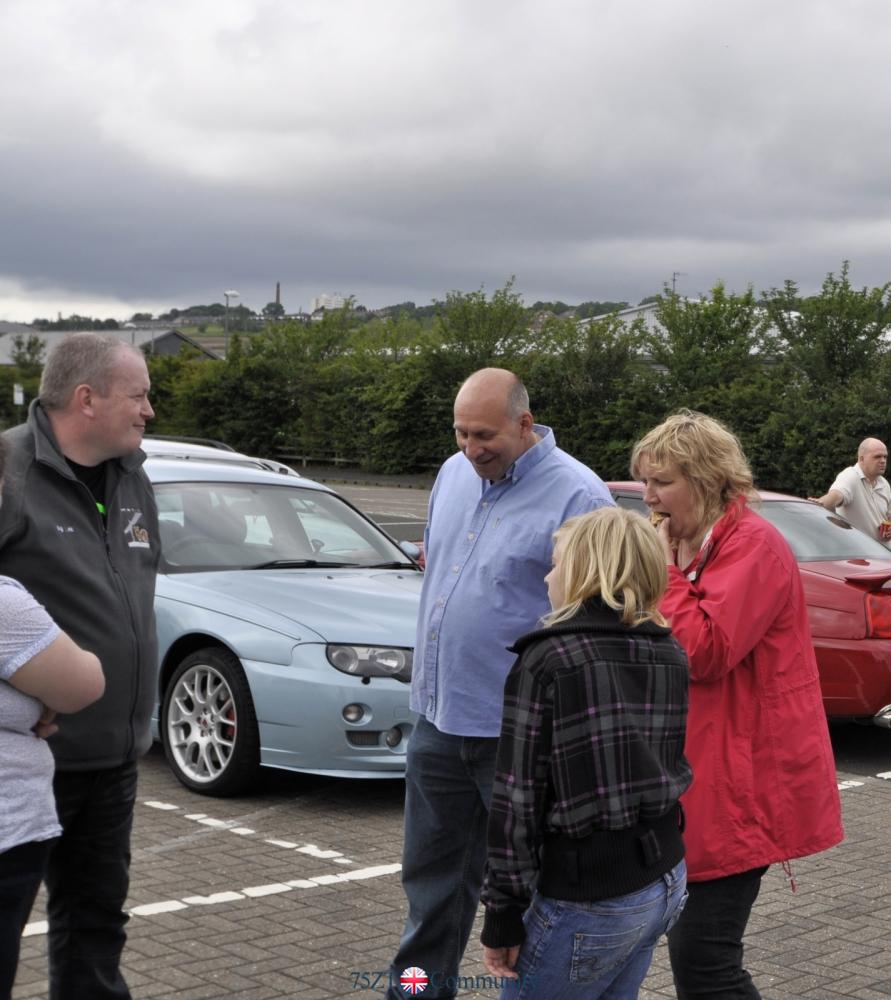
[{"left": 0, "top": 436, "right": 105, "bottom": 999}]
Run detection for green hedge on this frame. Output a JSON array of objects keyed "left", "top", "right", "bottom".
[{"left": 145, "top": 266, "right": 891, "bottom": 497}]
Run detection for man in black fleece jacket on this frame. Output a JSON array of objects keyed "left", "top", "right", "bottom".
[{"left": 0, "top": 333, "right": 159, "bottom": 1000}]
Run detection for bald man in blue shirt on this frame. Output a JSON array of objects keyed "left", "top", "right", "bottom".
[{"left": 385, "top": 368, "right": 613, "bottom": 999}]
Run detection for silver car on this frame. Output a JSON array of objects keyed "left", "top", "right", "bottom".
[{"left": 147, "top": 453, "right": 422, "bottom": 796}]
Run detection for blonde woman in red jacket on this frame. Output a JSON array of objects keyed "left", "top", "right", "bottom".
[{"left": 631, "top": 410, "right": 843, "bottom": 999}]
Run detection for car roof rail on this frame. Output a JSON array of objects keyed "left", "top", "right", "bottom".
[{"left": 144, "top": 434, "right": 236, "bottom": 452}]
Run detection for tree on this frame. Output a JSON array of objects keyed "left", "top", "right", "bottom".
[
  {"left": 525, "top": 313, "right": 661, "bottom": 478},
  {"left": 11, "top": 335, "right": 46, "bottom": 379},
  {"left": 353, "top": 312, "right": 426, "bottom": 363},
  {"left": 762, "top": 262, "right": 891, "bottom": 391},
  {"left": 576, "top": 300, "right": 629, "bottom": 318},
  {"left": 262, "top": 302, "right": 285, "bottom": 320},
  {"left": 649, "top": 283, "right": 772, "bottom": 414},
  {"left": 432, "top": 278, "right": 528, "bottom": 367},
  {"left": 146, "top": 345, "right": 295, "bottom": 455},
  {"left": 754, "top": 263, "right": 891, "bottom": 492},
  {"left": 359, "top": 349, "right": 456, "bottom": 472}
]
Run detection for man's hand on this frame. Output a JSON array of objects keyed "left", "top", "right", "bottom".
[
  {"left": 32, "top": 706, "right": 58, "bottom": 740},
  {"left": 483, "top": 945, "right": 521, "bottom": 979},
  {"left": 809, "top": 489, "right": 843, "bottom": 510}
]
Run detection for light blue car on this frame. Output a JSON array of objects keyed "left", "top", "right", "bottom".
[{"left": 145, "top": 453, "right": 422, "bottom": 796}]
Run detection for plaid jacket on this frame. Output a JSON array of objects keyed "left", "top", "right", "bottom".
[{"left": 480, "top": 599, "right": 692, "bottom": 947}]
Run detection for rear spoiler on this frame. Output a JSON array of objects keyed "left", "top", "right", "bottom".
[{"left": 844, "top": 571, "right": 891, "bottom": 592}]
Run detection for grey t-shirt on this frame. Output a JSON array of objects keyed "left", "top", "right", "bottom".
[{"left": 0, "top": 575, "right": 62, "bottom": 853}]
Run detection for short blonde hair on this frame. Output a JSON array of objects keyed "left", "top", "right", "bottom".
[
  {"left": 630, "top": 409, "right": 755, "bottom": 529},
  {"left": 545, "top": 506, "right": 668, "bottom": 628}
]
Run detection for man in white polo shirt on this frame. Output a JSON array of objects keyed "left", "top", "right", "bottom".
[{"left": 811, "top": 438, "right": 891, "bottom": 547}]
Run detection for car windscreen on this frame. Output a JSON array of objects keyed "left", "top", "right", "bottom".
[
  {"left": 155, "top": 482, "right": 416, "bottom": 572},
  {"left": 758, "top": 500, "right": 891, "bottom": 561}
]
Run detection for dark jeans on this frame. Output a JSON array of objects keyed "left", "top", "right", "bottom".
[
  {"left": 0, "top": 839, "right": 54, "bottom": 1000},
  {"left": 667, "top": 865, "right": 769, "bottom": 999},
  {"left": 386, "top": 716, "right": 499, "bottom": 1000},
  {"left": 46, "top": 761, "right": 138, "bottom": 1000}
]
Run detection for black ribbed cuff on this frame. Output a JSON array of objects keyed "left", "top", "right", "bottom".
[{"left": 480, "top": 905, "right": 527, "bottom": 949}]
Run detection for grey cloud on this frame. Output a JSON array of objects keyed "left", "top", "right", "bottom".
[{"left": 1, "top": 0, "right": 890, "bottom": 320}]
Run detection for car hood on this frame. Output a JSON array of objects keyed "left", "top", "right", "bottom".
[{"left": 157, "top": 568, "right": 423, "bottom": 645}]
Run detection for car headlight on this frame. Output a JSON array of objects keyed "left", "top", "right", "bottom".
[{"left": 326, "top": 645, "right": 413, "bottom": 683}]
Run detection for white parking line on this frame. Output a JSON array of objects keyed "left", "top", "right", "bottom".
[
  {"left": 22, "top": 862, "right": 403, "bottom": 938},
  {"left": 837, "top": 779, "right": 865, "bottom": 790},
  {"left": 142, "top": 799, "right": 355, "bottom": 863}
]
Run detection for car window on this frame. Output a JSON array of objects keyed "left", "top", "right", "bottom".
[
  {"left": 757, "top": 501, "right": 891, "bottom": 561},
  {"left": 612, "top": 493, "right": 648, "bottom": 515},
  {"left": 611, "top": 489, "right": 891, "bottom": 562},
  {"left": 154, "top": 482, "right": 414, "bottom": 571}
]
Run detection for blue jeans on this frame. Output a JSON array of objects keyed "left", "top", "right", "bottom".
[
  {"left": 667, "top": 865, "right": 768, "bottom": 998},
  {"left": 46, "top": 761, "right": 139, "bottom": 1000},
  {"left": 386, "top": 716, "right": 499, "bottom": 1000},
  {"left": 500, "top": 861, "right": 688, "bottom": 1000}
]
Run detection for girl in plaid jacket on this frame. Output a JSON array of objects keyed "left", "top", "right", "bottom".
[{"left": 481, "top": 506, "right": 692, "bottom": 999}]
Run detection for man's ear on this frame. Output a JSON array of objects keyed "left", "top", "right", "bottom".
[
  {"left": 519, "top": 410, "right": 534, "bottom": 433},
  {"left": 71, "top": 383, "right": 94, "bottom": 417}
]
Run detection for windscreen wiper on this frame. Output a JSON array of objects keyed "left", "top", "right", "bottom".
[
  {"left": 249, "top": 559, "right": 359, "bottom": 569},
  {"left": 365, "top": 561, "right": 417, "bottom": 569}
]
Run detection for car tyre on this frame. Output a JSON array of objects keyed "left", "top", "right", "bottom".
[{"left": 162, "top": 647, "right": 260, "bottom": 796}]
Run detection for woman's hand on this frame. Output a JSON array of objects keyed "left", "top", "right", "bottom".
[
  {"left": 32, "top": 706, "right": 58, "bottom": 740},
  {"left": 657, "top": 515, "right": 676, "bottom": 564},
  {"left": 483, "top": 945, "right": 521, "bottom": 979}
]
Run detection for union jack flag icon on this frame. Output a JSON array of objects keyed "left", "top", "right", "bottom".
[{"left": 400, "top": 966, "right": 428, "bottom": 994}]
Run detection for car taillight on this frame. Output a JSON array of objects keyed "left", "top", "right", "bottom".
[{"left": 866, "top": 592, "right": 891, "bottom": 637}]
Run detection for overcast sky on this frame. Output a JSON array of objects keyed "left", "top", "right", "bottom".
[{"left": 1, "top": 0, "right": 889, "bottom": 321}]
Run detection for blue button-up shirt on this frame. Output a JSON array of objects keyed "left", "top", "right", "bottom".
[{"left": 411, "top": 425, "right": 614, "bottom": 736}]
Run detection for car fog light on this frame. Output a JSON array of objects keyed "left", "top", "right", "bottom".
[
  {"left": 342, "top": 704, "right": 364, "bottom": 723},
  {"left": 385, "top": 726, "right": 402, "bottom": 748}
]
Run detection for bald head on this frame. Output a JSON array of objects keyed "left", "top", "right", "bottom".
[
  {"left": 453, "top": 368, "right": 537, "bottom": 481},
  {"left": 858, "top": 437, "right": 888, "bottom": 484},
  {"left": 455, "top": 368, "right": 529, "bottom": 418}
]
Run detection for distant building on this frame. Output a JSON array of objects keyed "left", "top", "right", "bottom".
[
  {"left": 0, "top": 326, "right": 219, "bottom": 366},
  {"left": 0, "top": 321, "right": 36, "bottom": 338},
  {"left": 578, "top": 301, "right": 676, "bottom": 337},
  {"left": 310, "top": 293, "right": 346, "bottom": 313}
]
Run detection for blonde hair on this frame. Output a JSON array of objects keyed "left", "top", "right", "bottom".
[
  {"left": 629, "top": 409, "right": 756, "bottom": 529},
  {"left": 545, "top": 506, "right": 668, "bottom": 628}
]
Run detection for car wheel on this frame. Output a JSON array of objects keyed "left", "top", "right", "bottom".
[{"left": 162, "top": 647, "right": 260, "bottom": 796}]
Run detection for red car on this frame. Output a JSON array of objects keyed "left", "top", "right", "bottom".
[{"left": 609, "top": 482, "right": 891, "bottom": 725}]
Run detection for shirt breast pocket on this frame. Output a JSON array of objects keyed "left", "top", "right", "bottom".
[{"left": 481, "top": 527, "right": 550, "bottom": 612}]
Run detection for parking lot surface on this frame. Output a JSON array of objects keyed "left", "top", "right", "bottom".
[
  {"left": 13, "top": 725, "right": 891, "bottom": 999},
  {"left": 13, "top": 476, "right": 891, "bottom": 998}
]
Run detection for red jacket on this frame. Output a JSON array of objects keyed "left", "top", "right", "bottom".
[{"left": 661, "top": 503, "right": 843, "bottom": 882}]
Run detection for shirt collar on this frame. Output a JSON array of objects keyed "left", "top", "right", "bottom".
[
  {"left": 857, "top": 465, "right": 885, "bottom": 489},
  {"left": 498, "top": 424, "right": 555, "bottom": 485}
]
